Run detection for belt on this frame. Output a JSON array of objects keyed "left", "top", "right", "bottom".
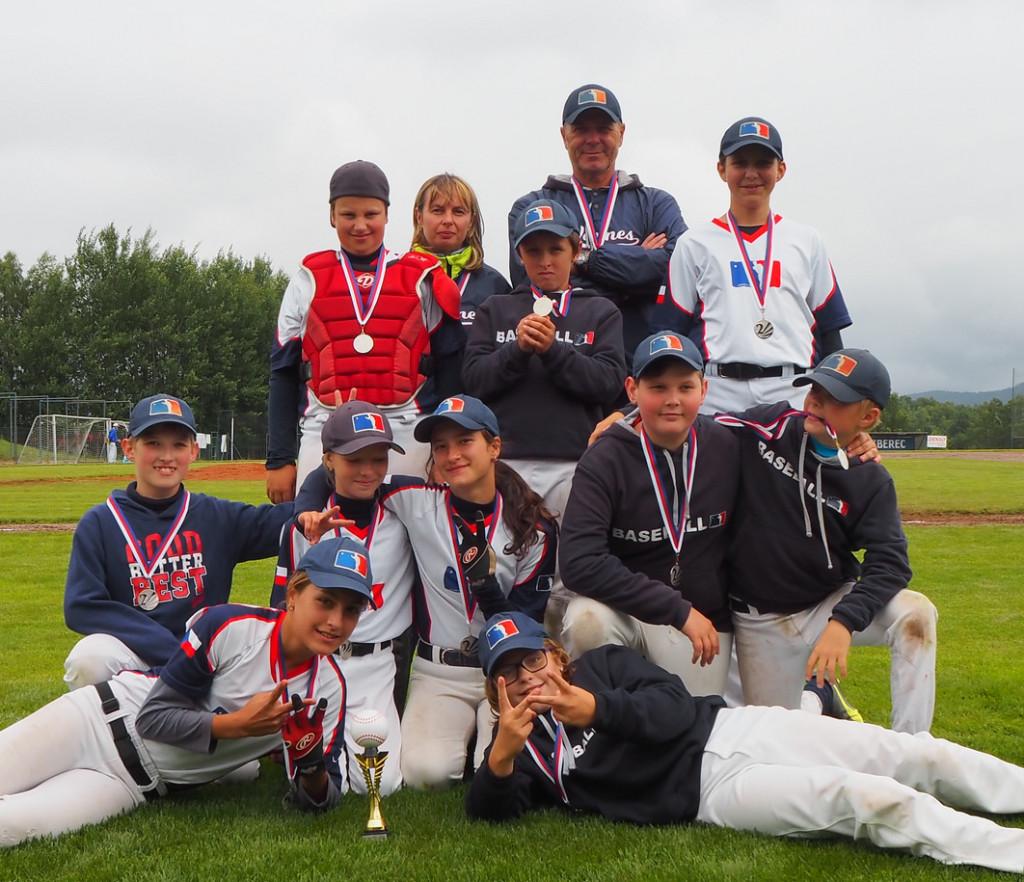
[
  {"left": 708, "top": 362, "right": 807, "bottom": 381},
  {"left": 95, "top": 681, "right": 160, "bottom": 801},
  {"left": 336, "top": 639, "right": 392, "bottom": 660},
  {"left": 416, "top": 640, "right": 480, "bottom": 668}
]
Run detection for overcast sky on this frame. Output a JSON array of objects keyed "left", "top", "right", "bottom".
[{"left": 3, "top": 1, "right": 1021, "bottom": 395}]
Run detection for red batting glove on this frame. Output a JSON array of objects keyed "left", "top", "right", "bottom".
[{"left": 282, "top": 695, "right": 328, "bottom": 775}]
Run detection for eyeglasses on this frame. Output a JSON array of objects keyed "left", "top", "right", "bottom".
[{"left": 492, "top": 649, "right": 549, "bottom": 684}]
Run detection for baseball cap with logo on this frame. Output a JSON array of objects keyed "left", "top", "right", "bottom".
[
  {"left": 321, "top": 400, "right": 405, "bottom": 456},
  {"left": 512, "top": 199, "right": 578, "bottom": 249},
  {"left": 794, "top": 349, "right": 891, "bottom": 408},
  {"left": 296, "top": 535, "right": 377, "bottom": 607},
  {"left": 413, "top": 395, "right": 500, "bottom": 442},
  {"left": 562, "top": 83, "right": 622, "bottom": 124},
  {"left": 128, "top": 394, "right": 197, "bottom": 437},
  {"left": 720, "top": 117, "right": 784, "bottom": 161},
  {"left": 478, "top": 611, "right": 549, "bottom": 677},
  {"left": 631, "top": 332, "right": 705, "bottom": 379},
  {"left": 329, "top": 160, "right": 390, "bottom": 205}
]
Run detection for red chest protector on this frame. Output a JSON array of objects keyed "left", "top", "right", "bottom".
[{"left": 301, "top": 250, "right": 459, "bottom": 407}]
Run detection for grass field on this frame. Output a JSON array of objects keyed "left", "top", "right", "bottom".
[{"left": 1, "top": 459, "right": 1023, "bottom": 880}]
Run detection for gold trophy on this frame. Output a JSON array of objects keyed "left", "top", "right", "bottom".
[{"left": 351, "top": 708, "right": 389, "bottom": 839}]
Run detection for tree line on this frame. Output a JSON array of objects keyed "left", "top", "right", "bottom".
[
  {"left": 2, "top": 225, "right": 1020, "bottom": 451},
  {"left": 1, "top": 225, "right": 287, "bottom": 436}
]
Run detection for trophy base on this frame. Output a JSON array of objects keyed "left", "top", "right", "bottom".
[{"left": 361, "top": 827, "right": 389, "bottom": 840}]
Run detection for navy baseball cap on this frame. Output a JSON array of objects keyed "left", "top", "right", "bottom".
[
  {"left": 329, "top": 160, "right": 390, "bottom": 205},
  {"left": 794, "top": 349, "right": 891, "bottom": 408},
  {"left": 512, "top": 199, "right": 578, "bottom": 249},
  {"left": 478, "top": 611, "right": 549, "bottom": 677},
  {"left": 720, "top": 117, "right": 784, "bottom": 161},
  {"left": 413, "top": 395, "right": 500, "bottom": 442},
  {"left": 632, "top": 332, "right": 705, "bottom": 378},
  {"left": 562, "top": 84, "right": 622, "bottom": 124},
  {"left": 128, "top": 394, "right": 197, "bottom": 437},
  {"left": 296, "top": 536, "right": 377, "bottom": 607},
  {"left": 321, "top": 400, "right": 405, "bottom": 456}
]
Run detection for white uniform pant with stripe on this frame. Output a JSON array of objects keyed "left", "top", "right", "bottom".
[
  {"left": 697, "top": 705, "right": 1024, "bottom": 873},
  {"left": 63, "top": 633, "right": 150, "bottom": 691},
  {"left": 338, "top": 646, "right": 402, "bottom": 796},
  {"left": 733, "top": 585, "right": 937, "bottom": 732}
]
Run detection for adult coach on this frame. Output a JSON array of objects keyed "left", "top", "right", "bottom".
[{"left": 508, "top": 84, "right": 686, "bottom": 366}]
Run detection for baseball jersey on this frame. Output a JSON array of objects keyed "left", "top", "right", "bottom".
[
  {"left": 273, "top": 479, "right": 420, "bottom": 643},
  {"left": 509, "top": 172, "right": 687, "bottom": 360},
  {"left": 267, "top": 248, "right": 465, "bottom": 470},
  {"left": 456, "top": 264, "right": 512, "bottom": 328},
  {"left": 380, "top": 484, "right": 555, "bottom": 648},
  {"left": 461, "top": 284, "right": 627, "bottom": 460},
  {"left": 653, "top": 215, "right": 852, "bottom": 368},
  {"left": 559, "top": 414, "right": 739, "bottom": 632},
  {"left": 64, "top": 486, "right": 294, "bottom": 666},
  {"left": 113, "top": 603, "right": 346, "bottom": 787},
  {"left": 719, "top": 403, "right": 911, "bottom": 632}
]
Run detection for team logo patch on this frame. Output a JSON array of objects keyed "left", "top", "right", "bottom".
[
  {"left": 438, "top": 397, "right": 465, "bottom": 415},
  {"left": 525, "top": 205, "right": 555, "bottom": 226},
  {"left": 739, "top": 121, "right": 771, "bottom": 139},
  {"left": 296, "top": 733, "right": 316, "bottom": 751},
  {"left": 149, "top": 398, "right": 183, "bottom": 417},
  {"left": 182, "top": 629, "right": 203, "bottom": 658},
  {"left": 821, "top": 353, "right": 858, "bottom": 377},
  {"left": 462, "top": 547, "right": 479, "bottom": 566},
  {"left": 485, "top": 618, "right": 520, "bottom": 649},
  {"left": 649, "top": 334, "right": 684, "bottom": 354},
  {"left": 352, "top": 412, "right": 385, "bottom": 433},
  {"left": 334, "top": 549, "right": 369, "bottom": 578},
  {"left": 825, "top": 496, "right": 850, "bottom": 516},
  {"left": 578, "top": 88, "right": 607, "bottom": 106},
  {"left": 355, "top": 272, "right": 375, "bottom": 289}
]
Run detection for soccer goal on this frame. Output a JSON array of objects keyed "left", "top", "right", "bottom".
[{"left": 17, "top": 414, "right": 116, "bottom": 465}]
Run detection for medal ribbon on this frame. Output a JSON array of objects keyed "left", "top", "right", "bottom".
[
  {"left": 445, "top": 492, "right": 503, "bottom": 625},
  {"left": 338, "top": 246, "right": 389, "bottom": 328},
  {"left": 570, "top": 174, "right": 620, "bottom": 250},
  {"left": 530, "top": 285, "right": 572, "bottom": 317},
  {"left": 714, "top": 410, "right": 847, "bottom": 458},
  {"left": 106, "top": 491, "right": 191, "bottom": 580},
  {"left": 638, "top": 426, "right": 697, "bottom": 557},
  {"left": 727, "top": 211, "right": 775, "bottom": 313},
  {"left": 523, "top": 714, "right": 572, "bottom": 804},
  {"left": 274, "top": 614, "right": 321, "bottom": 779}
]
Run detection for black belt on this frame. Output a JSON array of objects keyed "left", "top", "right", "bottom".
[
  {"left": 416, "top": 640, "right": 480, "bottom": 668},
  {"left": 713, "top": 362, "right": 807, "bottom": 380},
  {"left": 95, "top": 681, "right": 159, "bottom": 801},
  {"left": 337, "top": 639, "right": 392, "bottom": 659}
]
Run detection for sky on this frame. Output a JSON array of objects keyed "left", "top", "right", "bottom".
[{"left": 2, "top": 1, "right": 1022, "bottom": 396}]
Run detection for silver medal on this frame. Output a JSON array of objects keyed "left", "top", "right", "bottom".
[
  {"left": 754, "top": 318, "right": 774, "bottom": 339},
  {"left": 670, "top": 564, "right": 682, "bottom": 587},
  {"left": 532, "top": 297, "right": 554, "bottom": 317},
  {"left": 137, "top": 588, "right": 159, "bottom": 611},
  {"left": 836, "top": 447, "right": 850, "bottom": 470},
  {"left": 353, "top": 332, "right": 374, "bottom": 354}
]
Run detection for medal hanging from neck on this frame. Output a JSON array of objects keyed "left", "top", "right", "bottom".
[
  {"left": 570, "top": 173, "right": 619, "bottom": 252},
  {"left": 530, "top": 285, "right": 571, "bottom": 318},
  {"left": 339, "top": 246, "right": 388, "bottom": 354},
  {"left": 727, "top": 211, "right": 775, "bottom": 340},
  {"left": 639, "top": 426, "right": 697, "bottom": 587}
]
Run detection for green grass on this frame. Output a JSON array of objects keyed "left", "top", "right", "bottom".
[
  {"left": 1, "top": 463, "right": 1023, "bottom": 879},
  {"left": 884, "top": 458, "right": 1024, "bottom": 513}
]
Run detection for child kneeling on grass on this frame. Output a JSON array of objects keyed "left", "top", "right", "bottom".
[{"left": 467, "top": 610, "right": 1024, "bottom": 874}]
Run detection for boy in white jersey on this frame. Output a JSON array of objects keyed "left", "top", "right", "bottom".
[{"left": 651, "top": 117, "right": 852, "bottom": 414}]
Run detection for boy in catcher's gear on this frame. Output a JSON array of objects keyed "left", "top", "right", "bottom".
[
  {"left": 651, "top": 117, "right": 852, "bottom": 415},
  {"left": 468, "top": 612, "right": 1024, "bottom": 874},
  {"left": 63, "top": 394, "right": 294, "bottom": 690},
  {"left": 0, "top": 537, "right": 373, "bottom": 848},
  {"left": 715, "top": 349, "right": 937, "bottom": 733},
  {"left": 266, "top": 160, "right": 465, "bottom": 502}
]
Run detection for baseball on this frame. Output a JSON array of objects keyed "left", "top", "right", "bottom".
[{"left": 350, "top": 708, "right": 389, "bottom": 749}]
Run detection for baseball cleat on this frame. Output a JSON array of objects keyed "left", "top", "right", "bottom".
[{"left": 803, "top": 679, "right": 864, "bottom": 722}]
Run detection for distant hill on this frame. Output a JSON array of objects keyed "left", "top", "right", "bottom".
[{"left": 906, "top": 388, "right": 1014, "bottom": 405}]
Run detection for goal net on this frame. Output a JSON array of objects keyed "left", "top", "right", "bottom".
[{"left": 18, "top": 414, "right": 115, "bottom": 465}]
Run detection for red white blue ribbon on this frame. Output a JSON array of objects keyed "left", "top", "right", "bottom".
[
  {"left": 106, "top": 491, "right": 191, "bottom": 580},
  {"left": 274, "top": 617, "right": 321, "bottom": 779},
  {"left": 727, "top": 211, "right": 774, "bottom": 312},
  {"left": 445, "top": 492, "right": 503, "bottom": 625},
  {"left": 570, "top": 174, "right": 620, "bottom": 250},
  {"left": 715, "top": 409, "right": 846, "bottom": 454},
  {"left": 524, "top": 714, "right": 572, "bottom": 805},
  {"left": 338, "top": 246, "right": 389, "bottom": 328},
  {"left": 638, "top": 426, "right": 696, "bottom": 557},
  {"left": 530, "top": 285, "right": 572, "bottom": 317}
]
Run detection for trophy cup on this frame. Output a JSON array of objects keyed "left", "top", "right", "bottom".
[{"left": 352, "top": 708, "right": 390, "bottom": 839}]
